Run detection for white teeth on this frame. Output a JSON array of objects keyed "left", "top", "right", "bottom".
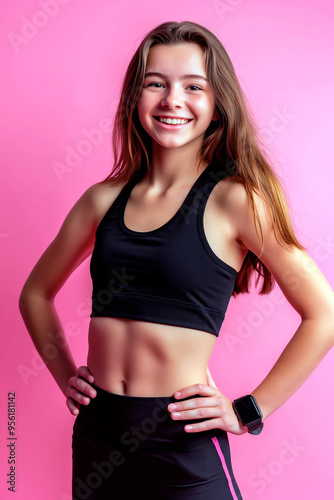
[{"left": 158, "top": 117, "right": 190, "bottom": 125}]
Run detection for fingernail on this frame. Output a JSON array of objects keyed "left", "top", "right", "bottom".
[
  {"left": 185, "top": 425, "right": 193, "bottom": 431},
  {"left": 169, "top": 404, "right": 177, "bottom": 411},
  {"left": 172, "top": 412, "right": 181, "bottom": 418},
  {"left": 174, "top": 391, "right": 181, "bottom": 398}
]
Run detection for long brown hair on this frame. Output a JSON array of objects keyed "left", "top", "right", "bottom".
[{"left": 105, "top": 20, "right": 305, "bottom": 295}]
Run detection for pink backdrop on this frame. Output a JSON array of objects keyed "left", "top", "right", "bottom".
[{"left": 1, "top": 0, "right": 334, "bottom": 498}]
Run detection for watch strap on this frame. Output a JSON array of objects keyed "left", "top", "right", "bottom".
[{"left": 249, "top": 423, "right": 263, "bottom": 435}]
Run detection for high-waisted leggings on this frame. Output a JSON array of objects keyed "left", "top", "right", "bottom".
[{"left": 72, "top": 385, "right": 243, "bottom": 500}]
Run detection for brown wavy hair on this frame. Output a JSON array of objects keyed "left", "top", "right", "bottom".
[{"left": 105, "top": 20, "right": 305, "bottom": 295}]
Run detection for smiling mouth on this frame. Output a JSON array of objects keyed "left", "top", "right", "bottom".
[{"left": 154, "top": 117, "right": 192, "bottom": 125}]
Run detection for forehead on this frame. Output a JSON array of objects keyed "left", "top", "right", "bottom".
[{"left": 145, "top": 43, "right": 206, "bottom": 75}]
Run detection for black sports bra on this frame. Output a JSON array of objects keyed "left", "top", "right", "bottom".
[{"left": 90, "top": 162, "right": 238, "bottom": 336}]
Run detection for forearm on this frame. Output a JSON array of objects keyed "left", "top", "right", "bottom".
[
  {"left": 251, "top": 317, "right": 334, "bottom": 421},
  {"left": 19, "top": 292, "right": 77, "bottom": 397}
]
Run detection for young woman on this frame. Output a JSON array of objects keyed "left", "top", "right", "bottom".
[{"left": 19, "top": 21, "right": 334, "bottom": 500}]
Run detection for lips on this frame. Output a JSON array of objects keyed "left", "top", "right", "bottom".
[{"left": 154, "top": 116, "right": 193, "bottom": 125}]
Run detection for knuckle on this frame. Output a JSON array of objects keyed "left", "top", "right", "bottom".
[
  {"left": 195, "top": 397, "right": 205, "bottom": 407},
  {"left": 78, "top": 366, "right": 86, "bottom": 376},
  {"left": 217, "top": 401, "right": 226, "bottom": 413},
  {"left": 77, "top": 378, "right": 88, "bottom": 391},
  {"left": 198, "top": 408, "right": 206, "bottom": 417},
  {"left": 221, "top": 414, "right": 232, "bottom": 428},
  {"left": 76, "top": 377, "right": 83, "bottom": 389}
]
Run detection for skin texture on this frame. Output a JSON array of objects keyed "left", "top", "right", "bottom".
[{"left": 19, "top": 43, "right": 334, "bottom": 436}]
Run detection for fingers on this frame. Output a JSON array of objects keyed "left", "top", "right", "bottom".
[
  {"left": 168, "top": 384, "right": 247, "bottom": 435},
  {"left": 66, "top": 385, "right": 91, "bottom": 406},
  {"left": 169, "top": 403, "right": 223, "bottom": 422},
  {"left": 66, "top": 397, "right": 80, "bottom": 416},
  {"left": 168, "top": 395, "right": 233, "bottom": 434},
  {"left": 184, "top": 418, "right": 225, "bottom": 433},
  {"left": 169, "top": 383, "right": 220, "bottom": 427},
  {"left": 168, "top": 394, "right": 223, "bottom": 421},
  {"left": 173, "top": 383, "right": 217, "bottom": 400},
  {"left": 68, "top": 371, "right": 97, "bottom": 399},
  {"left": 65, "top": 366, "right": 97, "bottom": 416},
  {"left": 77, "top": 365, "right": 95, "bottom": 384}
]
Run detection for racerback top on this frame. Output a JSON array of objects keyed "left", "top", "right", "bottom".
[{"left": 90, "top": 161, "right": 238, "bottom": 336}]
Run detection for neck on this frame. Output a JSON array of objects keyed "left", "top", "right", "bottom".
[{"left": 146, "top": 142, "right": 207, "bottom": 190}]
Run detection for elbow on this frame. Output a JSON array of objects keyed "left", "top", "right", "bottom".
[
  {"left": 320, "top": 305, "right": 334, "bottom": 345},
  {"left": 304, "top": 312, "right": 334, "bottom": 348},
  {"left": 327, "top": 315, "right": 334, "bottom": 346},
  {"left": 18, "top": 283, "right": 28, "bottom": 315},
  {"left": 18, "top": 284, "right": 32, "bottom": 318},
  {"left": 18, "top": 282, "right": 53, "bottom": 317}
]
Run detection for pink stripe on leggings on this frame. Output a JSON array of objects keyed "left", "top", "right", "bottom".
[{"left": 211, "top": 437, "right": 239, "bottom": 500}]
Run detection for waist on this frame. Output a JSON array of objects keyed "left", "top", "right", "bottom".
[
  {"left": 87, "top": 316, "right": 216, "bottom": 397},
  {"left": 74, "top": 385, "right": 227, "bottom": 448}
]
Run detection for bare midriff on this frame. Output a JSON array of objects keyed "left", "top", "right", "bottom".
[{"left": 87, "top": 316, "right": 217, "bottom": 397}]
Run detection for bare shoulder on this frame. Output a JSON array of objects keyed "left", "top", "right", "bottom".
[
  {"left": 214, "top": 175, "right": 247, "bottom": 207},
  {"left": 214, "top": 175, "right": 273, "bottom": 226},
  {"left": 211, "top": 174, "right": 275, "bottom": 254},
  {"left": 19, "top": 179, "right": 127, "bottom": 298},
  {"left": 214, "top": 175, "right": 265, "bottom": 211},
  {"left": 78, "top": 179, "right": 126, "bottom": 226}
]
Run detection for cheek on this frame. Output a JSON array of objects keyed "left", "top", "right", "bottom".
[
  {"left": 195, "top": 99, "right": 216, "bottom": 123},
  {"left": 137, "top": 94, "right": 153, "bottom": 121},
  {"left": 137, "top": 98, "right": 154, "bottom": 135}
]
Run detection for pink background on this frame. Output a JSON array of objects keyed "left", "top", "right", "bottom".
[{"left": 1, "top": 0, "right": 334, "bottom": 499}]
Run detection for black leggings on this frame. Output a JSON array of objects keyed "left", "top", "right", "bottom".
[{"left": 72, "top": 385, "right": 243, "bottom": 500}]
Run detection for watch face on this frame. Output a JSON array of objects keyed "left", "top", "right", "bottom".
[{"left": 234, "top": 396, "right": 261, "bottom": 422}]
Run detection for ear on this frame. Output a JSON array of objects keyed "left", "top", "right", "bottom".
[{"left": 211, "top": 110, "right": 219, "bottom": 122}]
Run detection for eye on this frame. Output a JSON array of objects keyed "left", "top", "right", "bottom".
[
  {"left": 187, "top": 85, "right": 203, "bottom": 91},
  {"left": 146, "top": 82, "right": 164, "bottom": 88}
]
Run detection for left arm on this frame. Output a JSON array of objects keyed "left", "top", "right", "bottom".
[
  {"left": 167, "top": 186, "right": 334, "bottom": 433},
  {"left": 238, "top": 193, "right": 334, "bottom": 421}
]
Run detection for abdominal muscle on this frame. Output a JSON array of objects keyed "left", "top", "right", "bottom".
[{"left": 87, "top": 316, "right": 217, "bottom": 397}]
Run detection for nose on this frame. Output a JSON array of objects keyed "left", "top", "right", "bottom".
[{"left": 160, "top": 84, "right": 183, "bottom": 109}]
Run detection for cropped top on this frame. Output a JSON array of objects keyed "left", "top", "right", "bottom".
[{"left": 90, "top": 162, "right": 238, "bottom": 336}]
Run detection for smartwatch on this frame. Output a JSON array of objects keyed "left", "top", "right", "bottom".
[{"left": 232, "top": 395, "right": 263, "bottom": 435}]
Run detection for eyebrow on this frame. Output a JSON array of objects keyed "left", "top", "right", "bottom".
[{"left": 144, "top": 72, "right": 208, "bottom": 82}]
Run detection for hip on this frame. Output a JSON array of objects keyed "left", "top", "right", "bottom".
[
  {"left": 72, "top": 385, "right": 243, "bottom": 500},
  {"left": 73, "top": 384, "right": 220, "bottom": 449}
]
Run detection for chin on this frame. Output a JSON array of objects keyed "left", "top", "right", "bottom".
[{"left": 154, "top": 139, "right": 189, "bottom": 149}]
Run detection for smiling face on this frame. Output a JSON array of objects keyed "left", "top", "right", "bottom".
[{"left": 137, "top": 43, "right": 218, "bottom": 153}]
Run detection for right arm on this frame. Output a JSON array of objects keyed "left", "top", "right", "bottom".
[{"left": 19, "top": 181, "right": 122, "bottom": 414}]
